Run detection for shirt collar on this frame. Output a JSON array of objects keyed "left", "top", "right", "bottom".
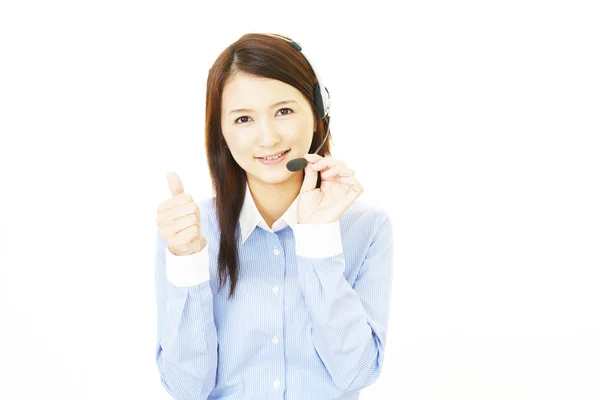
[{"left": 239, "top": 182, "right": 299, "bottom": 244}]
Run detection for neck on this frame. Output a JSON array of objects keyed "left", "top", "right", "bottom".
[{"left": 247, "top": 172, "right": 304, "bottom": 229}]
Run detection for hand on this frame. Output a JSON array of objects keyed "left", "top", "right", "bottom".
[
  {"left": 156, "top": 172, "right": 206, "bottom": 256},
  {"left": 297, "top": 154, "right": 364, "bottom": 224}
]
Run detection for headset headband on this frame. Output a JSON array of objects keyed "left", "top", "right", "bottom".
[{"left": 263, "top": 34, "right": 331, "bottom": 120}]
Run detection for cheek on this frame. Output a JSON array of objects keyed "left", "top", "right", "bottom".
[
  {"left": 283, "top": 118, "right": 312, "bottom": 142},
  {"left": 222, "top": 129, "right": 251, "bottom": 153}
]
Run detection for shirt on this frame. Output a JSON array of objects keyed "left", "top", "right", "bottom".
[{"left": 154, "top": 183, "right": 394, "bottom": 399}]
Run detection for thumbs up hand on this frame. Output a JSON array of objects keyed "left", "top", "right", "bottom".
[{"left": 156, "top": 172, "right": 206, "bottom": 256}]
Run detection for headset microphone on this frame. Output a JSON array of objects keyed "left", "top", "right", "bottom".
[
  {"left": 286, "top": 117, "right": 330, "bottom": 172},
  {"left": 266, "top": 35, "right": 332, "bottom": 172}
]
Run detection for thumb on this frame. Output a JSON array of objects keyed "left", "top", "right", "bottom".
[
  {"left": 300, "top": 162, "right": 318, "bottom": 194},
  {"left": 167, "top": 172, "right": 184, "bottom": 196}
]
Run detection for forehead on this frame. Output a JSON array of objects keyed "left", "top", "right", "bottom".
[{"left": 221, "top": 72, "right": 303, "bottom": 108}]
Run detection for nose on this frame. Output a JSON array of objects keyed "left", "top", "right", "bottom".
[{"left": 258, "top": 117, "right": 281, "bottom": 147}]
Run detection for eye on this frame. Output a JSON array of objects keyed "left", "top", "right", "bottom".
[
  {"left": 234, "top": 108, "right": 294, "bottom": 124},
  {"left": 277, "top": 107, "right": 294, "bottom": 116},
  {"left": 234, "top": 115, "right": 250, "bottom": 124}
]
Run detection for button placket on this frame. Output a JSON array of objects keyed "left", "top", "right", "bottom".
[{"left": 270, "top": 242, "right": 284, "bottom": 392}]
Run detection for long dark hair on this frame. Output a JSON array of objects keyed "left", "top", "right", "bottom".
[{"left": 204, "top": 33, "right": 332, "bottom": 299}]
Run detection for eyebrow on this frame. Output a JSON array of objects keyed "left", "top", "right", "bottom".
[{"left": 228, "top": 100, "right": 298, "bottom": 115}]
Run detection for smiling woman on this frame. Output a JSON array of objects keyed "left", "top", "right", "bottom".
[
  {"left": 154, "top": 32, "right": 394, "bottom": 400},
  {"left": 204, "top": 34, "right": 331, "bottom": 295},
  {"left": 220, "top": 72, "right": 315, "bottom": 180}
]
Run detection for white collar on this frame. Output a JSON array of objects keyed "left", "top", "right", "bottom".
[{"left": 239, "top": 182, "right": 299, "bottom": 244}]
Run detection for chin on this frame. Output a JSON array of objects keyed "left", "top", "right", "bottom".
[
  {"left": 248, "top": 168, "right": 293, "bottom": 185},
  {"left": 258, "top": 172, "right": 291, "bottom": 184}
]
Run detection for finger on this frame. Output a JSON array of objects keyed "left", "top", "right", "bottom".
[
  {"left": 330, "top": 176, "right": 364, "bottom": 194},
  {"left": 303, "top": 153, "right": 324, "bottom": 164},
  {"left": 300, "top": 159, "right": 319, "bottom": 193},
  {"left": 169, "top": 202, "right": 199, "bottom": 223},
  {"left": 157, "top": 202, "right": 198, "bottom": 226},
  {"left": 167, "top": 172, "right": 184, "bottom": 196},
  {"left": 157, "top": 192, "right": 193, "bottom": 213},
  {"left": 321, "top": 166, "right": 354, "bottom": 179},
  {"left": 170, "top": 225, "right": 200, "bottom": 249},
  {"left": 166, "top": 213, "right": 199, "bottom": 238},
  {"left": 312, "top": 157, "right": 346, "bottom": 171}
]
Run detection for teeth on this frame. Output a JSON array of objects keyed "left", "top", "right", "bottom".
[{"left": 262, "top": 151, "right": 285, "bottom": 160}]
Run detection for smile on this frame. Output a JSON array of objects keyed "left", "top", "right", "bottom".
[{"left": 256, "top": 149, "right": 290, "bottom": 165}]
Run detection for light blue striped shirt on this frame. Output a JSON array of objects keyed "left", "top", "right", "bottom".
[{"left": 154, "top": 183, "right": 394, "bottom": 399}]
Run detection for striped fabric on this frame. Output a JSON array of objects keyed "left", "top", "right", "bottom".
[{"left": 154, "top": 190, "right": 394, "bottom": 399}]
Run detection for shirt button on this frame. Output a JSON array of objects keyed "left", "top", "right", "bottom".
[
  {"left": 273, "top": 248, "right": 280, "bottom": 256},
  {"left": 272, "top": 335, "right": 279, "bottom": 344},
  {"left": 272, "top": 286, "right": 279, "bottom": 295},
  {"left": 273, "top": 379, "right": 280, "bottom": 388}
]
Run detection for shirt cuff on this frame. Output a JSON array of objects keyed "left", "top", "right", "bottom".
[
  {"left": 165, "top": 237, "right": 210, "bottom": 287},
  {"left": 292, "top": 221, "right": 343, "bottom": 258}
]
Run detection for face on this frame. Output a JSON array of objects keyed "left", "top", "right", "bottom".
[{"left": 220, "top": 72, "right": 316, "bottom": 186}]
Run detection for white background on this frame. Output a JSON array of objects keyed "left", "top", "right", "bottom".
[{"left": 1, "top": 0, "right": 599, "bottom": 399}]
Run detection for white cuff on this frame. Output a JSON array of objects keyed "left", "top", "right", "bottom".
[
  {"left": 165, "top": 237, "right": 210, "bottom": 287},
  {"left": 292, "top": 221, "right": 343, "bottom": 258}
]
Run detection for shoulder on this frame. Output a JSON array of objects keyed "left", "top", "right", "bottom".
[
  {"left": 197, "top": 196, "right": 216, "bottom": 213},
  {"left": 343, "top": 199, "right": 391, "bottom": 227},
  {"left": 340, "top": 199, "right": 392, "bottom": 239}
]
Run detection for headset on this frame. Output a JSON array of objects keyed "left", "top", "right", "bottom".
[{"left": 262, "top": 34, "right": 332, "bottom": 172}]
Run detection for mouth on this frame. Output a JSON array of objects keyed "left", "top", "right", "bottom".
[{"left": 255, "top": 149, "right": 291, "bottom": 165}]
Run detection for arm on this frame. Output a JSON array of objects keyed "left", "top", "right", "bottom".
[
  {"left": 293, "top": 215, "right": 394, "bottom": 392},
  {"left": 154, "top": 228, "right": 217, "bottom": 399}
]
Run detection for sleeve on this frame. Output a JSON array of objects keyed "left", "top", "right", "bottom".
[
  {"left": 165, "top": 236, "right": 210, "bottom": 287},
  {"left": 154, "top": 228, "right": 218, "bottom": 399},
  {"left": 292, "top": 215, "right": 394, "bottom": 392}
]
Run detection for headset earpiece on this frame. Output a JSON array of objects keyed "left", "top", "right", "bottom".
[{"left": 262, "top": 33, "right": 332, "bottom": 172}]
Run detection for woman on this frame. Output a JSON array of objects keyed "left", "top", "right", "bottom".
[{"left": 154, "top": 32, "right": 394, "bottom": 399}]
